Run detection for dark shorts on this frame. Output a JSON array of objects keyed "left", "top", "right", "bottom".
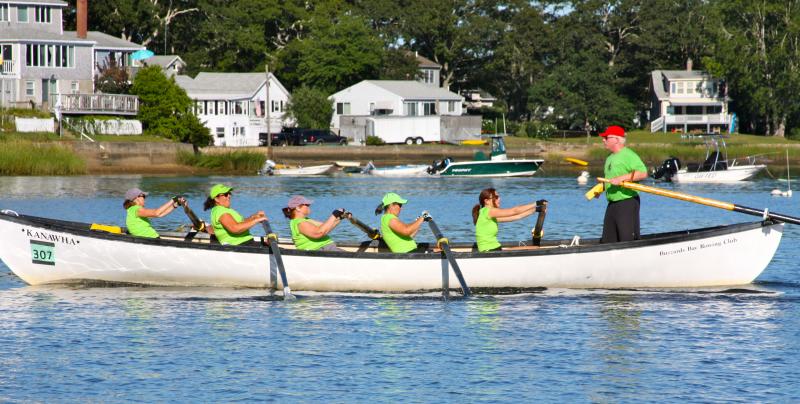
[{"left": 601, "top": 196, "right": 640, "bottom": 244}]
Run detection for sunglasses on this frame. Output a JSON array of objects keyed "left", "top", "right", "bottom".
[
  {"left": 139, "top": 194, "right": 147, "bottom": 199},
  {"left": 217, "top": 192, "right": 231, "bottom": 198}
]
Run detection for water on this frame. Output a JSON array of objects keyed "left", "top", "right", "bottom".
[{"left": 1, "top": 175, "right": 799, "bottom": 401}]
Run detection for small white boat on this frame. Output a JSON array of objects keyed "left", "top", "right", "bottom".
[
  {"left": 334, "top": 161, "right": 361, "bottom": 168},
  {"left": 261, "top": 160, "right": 334, "bottom": 176},
  {"left": 0, "top": 210, "right": 784, "bottom": 291},
  {"left": 365, "top": 162, "right": 430, "bottom": 177},
  {"left": 652, "top": 134, "right": 765, "bottom": 183}
]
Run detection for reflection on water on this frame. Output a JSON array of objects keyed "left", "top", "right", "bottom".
[{"left": 1, "top": 176, "right": 800, "bottom": 401}]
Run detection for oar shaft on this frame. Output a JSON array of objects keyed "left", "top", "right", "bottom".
[
  {"left": 346, "top": 214, "right": 380, "bottom": 239},
  {"left": 598, "top": 178, "right": 800, "bottom": 225},
  {"left": 261, "top": 221, "right": 293, "bottom": 298},
  {"left": 425, "top": 217, "right": 471, "bottom": 297}
]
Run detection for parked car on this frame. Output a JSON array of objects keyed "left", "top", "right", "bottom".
[{"left": 260, "top": 128, "right": 347, "bottom": 146}]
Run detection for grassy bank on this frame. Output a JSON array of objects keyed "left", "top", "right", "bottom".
[
  {"left": 177, "top": 150, "right": 265, "bottom": 174},
  {"left": 0, "top": 138, "right": 86, "bottom": 175}
]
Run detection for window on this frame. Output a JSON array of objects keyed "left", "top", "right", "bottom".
[
  {"left": 448, "top": 101, "right": 456, "bottom": 113},
  {"left": 676, "top": 82, "right": 685, "bottom": 94},
  {"left": 25, "top": 45, "right": 74, "bottom": 68},
  {"left": 336, "top": 102, "right": 351, "bottom": 115},
  {"left": 422, "top": 102, "right": 436, "bottom": 116},
  {"left": 404, "top": 102, "right": 418, "bottom": 116},
  {"left": 216, "top": 128, "right": 225, "bottom": 138},
  {"left": 233, "top": 101, "right": 244, "bottom": 115},
  {"left": 0, "top": 4, "right": 8, "bottom": 21},
  {"left": 18, "top": 6, "right": 27, "bottom": 22},
  {"left": 422, "top": 69, "right": 435, "bottom": 84},
  {"left": 686, "top": 106, "right": 703, "bottom": 115},
  {"left": 671, "top": 83, "right": 676, "bottom": 94},
  {"left": 34, "top": 6, "right": 50, "bottom": 23},
  {"left": 25, "top": 81, "right": 34, "bottom": 96},
  {"left": 197, "top": 101, "right": 205, "bottom": 115},
  {"left": 71, "top": 81, "right": 79, "bottom": 94}
]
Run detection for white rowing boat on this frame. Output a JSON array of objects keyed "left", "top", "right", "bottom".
[
  {"left": 365, "top": 163, "right": 430, "bottom": 178},
  {"left": 0, "top": 210, "right": 783, "bottom": 292}
]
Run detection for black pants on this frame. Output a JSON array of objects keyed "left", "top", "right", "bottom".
[{"left": 601, "top": 196, "right": 640, "bottom": 244}]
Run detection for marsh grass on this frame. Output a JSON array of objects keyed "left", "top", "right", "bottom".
[
  {"left": 0, "top": 139, "right": 86, "bottom": 175},
  {"left": 177, "top": 150, "right": 266, "bottom": 173}
]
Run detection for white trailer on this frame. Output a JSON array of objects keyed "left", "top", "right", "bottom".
[{"left": 366, "top": 116, "right": 441, "bottom": 144}]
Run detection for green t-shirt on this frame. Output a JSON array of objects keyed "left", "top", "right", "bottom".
[
  {"left": 381, "top": 213, "right": 417, "bottom": 253},
  {"left": 290, "top": 217, "right": 333, "bottom": 251},
  {"left": 475, "top": 206, "right": 501, "bottom": 252},
  {"left": 604, "top": 147, "right": 647, "bottom": 202},
  {"left": 211, "top": 205, "right": 253, "bottom": 245},
  {"left": 126, "top": 205, "right": 159, "bottom": 238}
]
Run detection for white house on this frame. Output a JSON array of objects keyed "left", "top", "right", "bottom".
[
  {"left": 413, "top": 52, "right": 441, "bottom": 88},
  {"left": 176, "top": 72, "right": 292, "bottom": 147},
  {"left": 331, "top": 80, "right": 481, "bottom": 144},
  {"left": 649, "top": 60, "right": 733, "bottom": 133},
  {"left": 142, "top": 54, "right": 185, "bottom": 77}
]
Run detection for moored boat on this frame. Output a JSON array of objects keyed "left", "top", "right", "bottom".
[
  {"left": 0, "top": 210, "right": 783, "bottom": 292},
  {"left": 365, "top": 162, "right": 430, "bottom": 177},
  {"left": 262, "top": 161, "right": 335, "bottom": 176},
  {"left": 427, "top": 135, "right": 544, "bottom": 177},
  {"left": 652, "top": 134, "right": 766, "bottom": 183}
]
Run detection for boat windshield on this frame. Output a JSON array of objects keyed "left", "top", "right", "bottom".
[
  {"left": 491, "top": 136, "right": 507, "bottom": 156},
  {"left": 681, "top": 133, "right": 728, "bottom": 162}
]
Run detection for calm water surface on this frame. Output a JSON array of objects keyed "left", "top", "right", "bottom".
[{"left": 1, "top": 174, "right": 799, "bottom": 402}]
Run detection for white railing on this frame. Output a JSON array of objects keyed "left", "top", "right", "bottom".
[
  {"left": 650, "top": 116, "right": 665, "bottom": 132},
  {"left": 663, "top": 113, "right": 730, "bottom": 125},
  {"left": 56, "top": 93, "right": 139, "bottom": 115},
  {"left": 1, "top": 60, "right": 13, "bottom": 75}
]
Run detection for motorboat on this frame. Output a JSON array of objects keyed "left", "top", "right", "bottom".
[
  {"left": 652, "top": 134, "right": 766, "bottom": 183},
  {"left": 427, "top": 135, "right": 544, "bottom": 177}
]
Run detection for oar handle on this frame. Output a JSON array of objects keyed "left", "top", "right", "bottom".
[
  {"left": 345, "top": 212, "right": 381, "bottom": 239},
  {"left": 531, "top": 200, "right": 548, "bottom": 246},
  {"left": 182, "top": 205, "right": 206, "bottom": 232},
  {"left": 597, "top": 177, "right": 800, "bottom": 226}
]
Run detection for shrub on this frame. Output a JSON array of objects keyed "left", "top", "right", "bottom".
[
  {"left": 177, "top": 150, "right": 266, "bottom": 173},
  {"left": 366, "top": 136, "right": 385, "bottom": 146}
]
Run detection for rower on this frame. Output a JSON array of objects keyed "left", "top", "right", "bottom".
[
  {"left": 375, "top": 192, "right": 425, "bottom": 253},
  {"left": 123, "top": 187, "right": 186, "bottom": 239},
  {"left": 282, "top": 195, "right": 346, "bottom": 252}
]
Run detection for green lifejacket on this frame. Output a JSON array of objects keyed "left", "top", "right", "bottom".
[
  {"left": 126, "top": 205, "right": 159, "bottom": 238},
  {"left": 290, "top": 217, "right": 333, "bottom": 251},
  {"left": 381, "top": 213, "right": 417, "bottom": 253},
  {"left": 211, "top": 205, "right": 254, "bottom": 245},
  {"left": 475, "top": 206, "right": 501, "bottom": 252}
]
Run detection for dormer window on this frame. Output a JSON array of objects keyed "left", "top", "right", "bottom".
[{"left": 34, "top": 6, "right": 51, "bottom": 23}]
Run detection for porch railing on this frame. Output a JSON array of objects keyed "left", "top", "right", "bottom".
[
  {"left": 55, "top": 93, "right": 139, "bottom": 115},
  {"left": 1, "top": 60, "right": 13, "bottom": 75}
]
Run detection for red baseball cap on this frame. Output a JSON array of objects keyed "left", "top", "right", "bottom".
[{"left": 600, "top": 125, "right": 625, "bottom": 137}]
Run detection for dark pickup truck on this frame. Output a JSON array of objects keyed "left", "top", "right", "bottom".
[{"left": 259, "top": 128, "right": 348, "bottom": 146}]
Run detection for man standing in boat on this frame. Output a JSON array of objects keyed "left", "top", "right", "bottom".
[{"left": 596, "top": 126, "right": 648, "bottom": 243}]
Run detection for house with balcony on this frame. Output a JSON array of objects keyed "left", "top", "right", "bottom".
[
  {"left": 0, "top": 0, "right": 141, "bottom": 116},
  {"left": 175, "top": 72, "right": 292, "bottom": 147},
  {"left": 649, "top": 60, "right": 733, "bottom": 133}
]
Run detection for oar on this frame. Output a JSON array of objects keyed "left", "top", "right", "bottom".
[
  {"left": 261, "top": 221, "right": 295, "bottom": 300},
  {"left": 423, "top": 213, "right": 471, "bottom": 297},
  {"left": 344, "top": 211, "right": 381, "bottom": 240},
  {"left": 597, "top": 177, "right": 800, "bottom": 225},
  {"left": 174, "top": 196, "right": 207, "bottom": 232}
]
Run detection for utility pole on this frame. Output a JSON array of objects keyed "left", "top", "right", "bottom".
[{"left": 265, "top": 64, "right": 272, "bottom": 158}]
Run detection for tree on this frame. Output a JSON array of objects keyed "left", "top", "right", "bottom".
[
  {"left": 705, "top": 0, "right": 800, "bottom": 137},
  {"left": 130, "top": 66, "right": 210, "bottom": 150},
  {"left": 284, "top": 86, "right": 334, "bottom": 129}
]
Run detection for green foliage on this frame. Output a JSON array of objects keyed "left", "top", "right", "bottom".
[
  {"left": 366, "top": 136, "right": 385, "bottom": 146},
  {"left": 284, "top": 86, "right": 334, "bottom": 129},
  {"left": 176, "top": 150, "right": 265, "bottom": 173},
  {"left": 517, "top": 121, "right": 556, "bottom": 139},
  {"left": 130, "top": 66, "right": 211, "bottom": 150},
  {"left": 0, "top": 139, "right": 85, "bottom": 175}
]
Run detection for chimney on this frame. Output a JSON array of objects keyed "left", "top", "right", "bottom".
[
  {"left": 77, "top": 0, "right": 87, "bottom": 39},
  {"left": 686, "top": 58, "right": 693, "bottom": 72}
]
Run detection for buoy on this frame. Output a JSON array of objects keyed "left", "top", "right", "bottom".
[
  {"left": 771, "top": 189, "right": 782, "bottom": 196},
  {"left": 577, "top": 171, "right": 590, "bottom": 184},
  {"left": 565, "top": 157, "right": 589, "bottom": 166}
]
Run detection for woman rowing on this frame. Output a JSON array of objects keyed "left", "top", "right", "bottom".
[
  {"left": 123, "top": 187, "right": 186, "bottom": 238},
  {"left": 472, "top": 187, "right": 538, "bottom": 252},
  {"left": 203, "top": 184, "right": 266, "bottom": 246},
  {"left": 282, "top": 195, "right": 346, "bottom": 251},
  {"left": 375, "top": 192, "right": 425, "bottom": 253}
]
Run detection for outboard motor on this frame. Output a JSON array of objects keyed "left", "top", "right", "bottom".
[
  {"left": 427, "top": 158, "right": 451, "bottom": 174},
  {"left": 652, "top": 157, "right": 681, "bottom": 182}
]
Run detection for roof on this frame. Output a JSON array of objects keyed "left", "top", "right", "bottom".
[
  {"left": 0, "top": 28, "right": 94, "bottom": 44},
  {"left": 9, "top": 0, "right": 67, "bottom": 5},
  {"left": 365, "top": 80, "right": 461, "bottom": 100},
  {"left": 79, "top": 31, "right": 143, "bottom": 50},
  {"left": 659, "top": 70, "right": 712, "bottom": 80},
  {"left": 176, "top": 72, "right": 289, "bottom": 100},
  {"left": 415, "top": 54, "right": 441, "bottom": 69},
  {"left": 145, "top": 55, "right": 185, "bottom": 69}
]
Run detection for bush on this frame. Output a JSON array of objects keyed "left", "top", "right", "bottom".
[
  {"left": 177, "top": 150, "right": 266, "bottom": 173},
  {"left": 516, "top": 121, "right": 556, "bottom": 139},
  {"left": 366, "top": 135, "right": 385, "bottom": 146}
]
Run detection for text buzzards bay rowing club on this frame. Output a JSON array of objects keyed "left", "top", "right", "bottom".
[
  {"left": 659, "top": 237, "right": 738, "bottom": 257},
  {"left": 24, "top": 228, "right": 79, "bottom": 245}
]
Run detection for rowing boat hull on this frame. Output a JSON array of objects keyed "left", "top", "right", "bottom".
[
  {"left": 368, "top": 165, "right": 430, "bottom": 177},
  {"left": 0, "top": 213, "right": 782, "bottom": 291},
  {"left": 273, "top": 164, "right": 334, "bottom": 176},
  {"left": 674, "top": 165, "right": 766, "bottom": 183}
]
